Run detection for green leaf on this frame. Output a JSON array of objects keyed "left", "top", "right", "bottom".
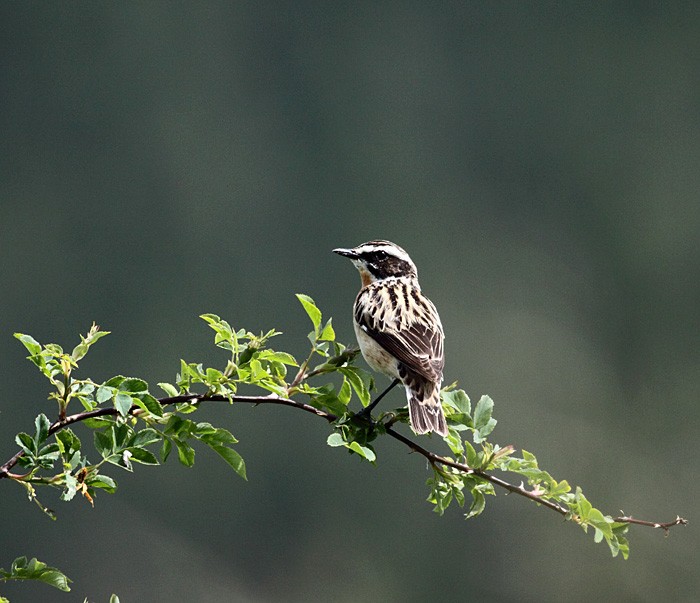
[
  {"left": 609, "top": 526, "right": 630, "bottom": 559},
  {"left": 114, "top": 393, "right": 133, "bottom": 417},
  {"left": 464, "top": 441, "right": 479, "bottom": 468},
  {"left": 327, "top": 433, "right": 345, "bottom": 447},
  {"left": 88, "top": 474, "right": 117, "bottom": 492},
  {"left": 444, "top": 428, "right": 464, "bottom": 457},
  {"left": 44, "top": 343, "right": 63, "bottom": 355},
  {"left": 593, "top": 527, "right": 605, "bottom": 543},
  {"left": 94, "top": 431, "right": 112, "bottom": 458},
  {"left": 129, "top": 428, "right": 160, "bottom": 448},
  {"left": 247, "top": 359, "right": 265, "bottom": 382},
  {"left": 164, "top": 415, "right": 188, "bottom": 436},
  {"left": 0, "top": 556, "right": 71, "bottom": 592},
  {"left": 472, "top": 395, "right": 497, "bottom": 443},
  {"left": 96, "top": 386, "right": 115, "bottom": 404},
  {"left": 83, "top": 417, "right": 115, "bottom": 430},
  {"left": 339, "top": 367, "right": 371, "bottom": 407},
  {"left": 15, "top": 432, "right": 35, "bottom": 454},
  {"left": 56, "top": 429, "right": 81, "bottom": 458},
  {"left": 257, "top": 350, "right": 298, "bottom": 366},
  {"left": 160, "top": 438, "right": 172, "bottom": 463},
  {"left": 296, "top": 293, "right": 322, "bottom": 334},
  {"left": 34, "top": 414, "right": 51, "bottom": 445},
  {"left": 114, "top": 424, "right": 130, "bottom": 449},
  {"left": 75, "top": 393, "right": 98, "bottom": 412},
  {"left": 158, "top": 382, "right": 180, "bottom": 397},
  {"left": 442, "top": 389, "right": 471, "bottom": 416},
  {"left": 308, "top": 385, "right": 347, "bottom": 416},
  {"left": 547, "top": 479, "right": 571, "bottom": 498},
  {"left": 196, "top": 424, "right": 238, "bottom": 446},
  {"left": 133, "top": 393, "right": 164, "bottom": 417},
  {"left": 126, "top": 447, "right": 159, "bottom": 465},
  {"left": 34, "top": 569, "right": 72, "bottom": 592},
  {"left": 338, "top": 378, "right": 352, "bottom": 405},
  {"left": 200, "top": 314, "right": 235, "bottom": 350},
  {"left": 178, "top": 361, "right": 206, "bottom": 385},
  {"left": 320, "top": 319, "right": 335, "bottom": 341},
  {"left": 14, "top": 333, "right": 42, "bottom": 355},
  {"left": 473, "top": 395, "right": 494, "bottom": 430},
  {"left": 575, "top": 487, "right": 592, "bottom": 521},
  {"left": 71, "top": 342, "right": 89, "bottom": 361},
  {"left": 74, "top": 382, "right": 95, "bottom": 396},
  {"left": 348, "top": 441, "right": 376, "bottom": 462},
  {"left": 103, "top": 375, "right": 126, "bottom": 389},
  {"left": 205, "top": 367, "right": 223, "bottom": 386},
  {"left": 120, "top": 378, "right": 148, "bottom": 394},
  {"left": 207, "top": 444, "right": 247, "bottom": 479},
  {"left": 465, "top": 488, "right": 486, "bottom": 519},
  {"left": 174, "top": 440, "right": 195, "bottom": 467},
  {"left": 71, "top": 324, "right": 110, "bottom": 361},
  {"left": 37, "top": 442, "right": 60, "bottom": 458},
  {"left": 521, "top": 449, "right": 537, "bottom": 463},
  {"left": 61, "top": 473, "right": 78, "bottom": 502}
]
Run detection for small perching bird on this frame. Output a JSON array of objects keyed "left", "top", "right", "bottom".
[{"left": 333, "top": 240, "right": 448, "bottom": 436}]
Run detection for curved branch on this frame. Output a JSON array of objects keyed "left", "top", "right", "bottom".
[
  {"left": 0, "top": 393, "right": 333, "bottom": 478},
  {"left": 0, "top": 393, "right": 688, "bottom": 535},
  {"left": 383, "top": 426, "right": 571, "bottom": 517}
]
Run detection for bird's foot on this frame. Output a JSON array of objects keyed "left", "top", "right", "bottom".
[{"left": 352, "top": 406, "right": 377, "bottom": 428}]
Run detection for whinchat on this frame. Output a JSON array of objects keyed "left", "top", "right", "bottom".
[{"left": 334, "top": 240, "right": 448, "bottom": 436}]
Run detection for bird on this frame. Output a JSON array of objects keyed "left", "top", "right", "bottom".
[{"left": 333, "top": 240, "right": 448, "bottom": 436}]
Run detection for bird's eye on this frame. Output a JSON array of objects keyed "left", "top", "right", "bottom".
[{"left": 375, "top": 250, "right": 387, "bottom": 259}]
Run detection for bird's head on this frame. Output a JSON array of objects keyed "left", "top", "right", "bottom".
[{"left": 333, "top": 240, "right": 418, "bottom": 286}]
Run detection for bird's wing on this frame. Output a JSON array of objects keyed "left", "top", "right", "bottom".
[{"left": 355, "top": 283, "right": 444, "bottom": 383}]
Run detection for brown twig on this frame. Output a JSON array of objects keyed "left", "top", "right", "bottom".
[
  {"left": 0, "top": 393, "right": 688, "bottom": 536},
  {"left": 613, "top": 515, "right": 688, "bottom": 532}
]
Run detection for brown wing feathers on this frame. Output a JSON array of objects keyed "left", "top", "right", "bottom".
[{"left": 355, "top": 279, "right": 444, "bottom": 384}]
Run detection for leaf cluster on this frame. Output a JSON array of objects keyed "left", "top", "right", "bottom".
[
  {"left": 0, "top": 556, "right": 71, "bottom": 601},
  {"left": 11, "top": 325, "right": 248, "bottom": 517},
  {"left": 424, "top": 389, "right": 630, "bottom": 558}
]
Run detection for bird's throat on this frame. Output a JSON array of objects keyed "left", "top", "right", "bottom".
[{"left": 359, "top": 268, "right": 374, "bottom": 288}]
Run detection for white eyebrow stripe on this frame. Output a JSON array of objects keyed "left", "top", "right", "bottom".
[{"left": 353, "top": 243, "right": 413, "bottom": 264}]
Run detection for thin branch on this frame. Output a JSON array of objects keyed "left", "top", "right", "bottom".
[
  {"left": 613, "top": 515, "right": 688, "bottom": 532},
  {"left": 0, "top": 393, "right": 688, "bottom": 535}
]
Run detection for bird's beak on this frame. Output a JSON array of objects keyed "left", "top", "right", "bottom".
[{"left": 333, "top": 247, "right": 358, "bottom": 259}]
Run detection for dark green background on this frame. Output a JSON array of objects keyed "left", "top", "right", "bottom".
[{"left": 1, "top": 3, "right": 697, "bottom": 601}]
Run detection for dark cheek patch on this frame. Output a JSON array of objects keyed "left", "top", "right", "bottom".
[
  {"left": 387, "top": 258, "right": 411, "bottom": 277},
  {"left": 364, "top": 253, "right": 414, "bottom": 279}
]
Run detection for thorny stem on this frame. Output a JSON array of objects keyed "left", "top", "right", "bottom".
[
  {"left": 0, "top": 393, "right": 688, "bottom": 534},
  {"left": 613, "top": 515, "right": 688, "bottom": 532}
]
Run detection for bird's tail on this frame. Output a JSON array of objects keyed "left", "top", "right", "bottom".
[{"left": 406, "top": 381, "right": 448, "bottom": 437}]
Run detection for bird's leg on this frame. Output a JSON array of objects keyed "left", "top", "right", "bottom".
[{"left": 355, "top": 378, "right": 401, "bottom": 421}]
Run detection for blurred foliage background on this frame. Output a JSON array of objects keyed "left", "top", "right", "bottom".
[{"left": 1, "top": 3, "right": 697, "bottom": 601}]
